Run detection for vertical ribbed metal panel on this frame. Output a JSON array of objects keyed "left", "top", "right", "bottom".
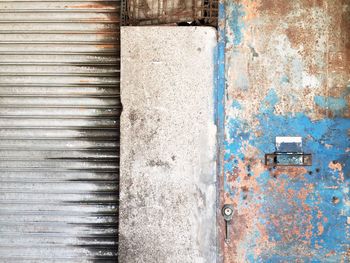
[{"left": 0, "top": 1, "right": 120, "bottom": 262}]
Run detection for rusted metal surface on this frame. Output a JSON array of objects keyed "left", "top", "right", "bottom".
[
  {"left": 123, "top": 0, "right": 218, "bottom": 25},
  {"left": 219, "top": 0, "right": 349, "bottom": 261},
  {"left": 0, "top": 0, "right": 120, "bottom": 261}
]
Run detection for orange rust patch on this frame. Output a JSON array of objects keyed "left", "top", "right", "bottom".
[
  {"left": 257, "top": 0, "right": 292, "bottom": 16},
  {"left": 287, "top": 188, "right": 296, "bottom": 197},
  {"left": 332, "top": 196, "right": 340, "bottom": 204},
  {"left": 241, "top": 186, "right": 249, "bottom": 192},
  {"left": 304, "top": 214, "right": 313, "bottom": 240},
  {"left": 286, "top": 26, "right": 305, "bottom": 49},
  {"left": 68, "top": 4, "right": 113, "bottom": 9},
  {"left": 339, "top": 2, "right": 350, "bottom": 75},
  {"left": 225, "top": 157, "right": 263, "bottom": 203},
  {"left": 329, "top": 161, "right": 343, "bottom": 171},
  {"left": 307, "top": 63, "right": 322, "bottom": 75},
  {"left": 285, "top": 25, "right": 319, "bottom": 66},
  {"left": 240, "top": 0, "right": 260, "bottom": 20},
  {"left": 317, "top": 222, "right": 324, "bottom": 235},
  {"left": 328, "top": 51, "right": 347, "bottom": 72},
  {"left": 315, "top": 243, "right": 322, "bottom": 249},
  {"left": 266, "top": 175, "right": 314, "bottom": 245},
  {"left": 223, "top": 152, "right": 272, "bottom": 260},
  {"left": 297, "top": 187, "right": 310, "bottom": 202},
  {"left": 83, "top": 17, "right": 120, "bottom": 23},
  {"left": 97, "top": 44, "right": 115, "bottom": 49},
  {"left": 328, "top": 161, "right": 344, "bottom": 181},
  {"left": 270, "top": 166, "right": 308, "bottom": 179},
  {"left": 325, "top": 250, "right": 336, "bottom": 257},
  {"left": 254, "top": 222, "right": 272, "bottom": 257},
  {"left": 302, "top": 0, "right": 324, "bottom": 8}
]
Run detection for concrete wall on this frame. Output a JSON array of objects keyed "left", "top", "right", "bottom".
[
  {"left": 119, "top": 27, "right": 217, "bottom": 262},
  {"left": 219, "top": 0, "right": 349, "bottom": 262}
]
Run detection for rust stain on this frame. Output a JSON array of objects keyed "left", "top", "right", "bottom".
[
  {"left": 264, "top": 174, "right": 315, "bottom": 249},
  {"left": 257, "top": 0, "right": 292, "bottom": 16},
  {"left": 285, "top": 26, "right": 306, "bottom": 49},
  {"left": 332, "top": 196, "right": 340, "bottom": 204},
  {"left": 325, "top": 250, "right": 336, "bottom": 257},
  {"left": 68, "top": 3, "right": 114, "bottom": 9},
  {"left": 328, "top": 161, "right": 344, "bottom": 182},
  {"left": 302, "top": 0, "right": 324, "bottom": 7},
  {"left": 270, "top": 166, "right": 308, "bottom": 179},
  {"left": 317, "top": 222, "right": 324, "bottom": 235},
  {"left": 97, "top": 44, "right": 115, "bottom": 49},
  {"left": 240, "top": 0, "right": 260, "bottom": 20},
  {"left": 328, "top": 162, "right": 343, "bottom": 171},
  {"left": 222, "top": 0, "right": 349, "bottom": 260},
  {"left": 336, "top": 0, "right": 350, "bottom": 73},
  {"left": 285, "top": 25, "right": 318, "bottom": 62},
  {"left": 223, "top": 148, "right": 272, "bottom": 261},
  {"left": 82, "top": 17, "right": 120, "bottom": 23}
]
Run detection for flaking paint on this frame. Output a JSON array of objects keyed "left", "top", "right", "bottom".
[{"left": 219, "top": 0, "right": 349, "bottom": 261}]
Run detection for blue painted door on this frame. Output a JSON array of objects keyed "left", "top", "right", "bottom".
[{"left": 218, "top": 1, "right": 349, "bottom": 262}]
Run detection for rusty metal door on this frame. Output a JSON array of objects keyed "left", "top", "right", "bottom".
[
  {"left": 0, "top": 1, "right": 120, "bottom": 261},
  {"left": 218, "top": 1, "right": 349, "bottom": 262}
]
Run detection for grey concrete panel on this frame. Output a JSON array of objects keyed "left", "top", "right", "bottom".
[{"left": 120, "top": 27, "right": 217, "bottom": 263}]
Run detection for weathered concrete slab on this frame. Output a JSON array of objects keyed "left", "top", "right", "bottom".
[{"left": 120, "top": 27, "right": 217, "bottom": 262}]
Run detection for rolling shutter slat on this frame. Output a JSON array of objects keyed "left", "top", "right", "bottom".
[{"left": 0, "top": 1, "right": 120, "bottom": 261}]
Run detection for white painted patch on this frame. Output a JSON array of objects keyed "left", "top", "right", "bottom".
[
  {"left": 276, "top": 136, "right": 302, "bottom": 144},
  {"left": 302, "top": 71, "right": 320, "bottom": 88}
]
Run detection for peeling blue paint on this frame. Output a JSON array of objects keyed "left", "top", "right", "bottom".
[
  {"left": 255, "top": 114, "right": 350, "bottom": 254},
  {"left": 260, "top": 89, "right": 279, "bottom": 114},
  {"left": 216, "top": 0, "right": 226, "bottom": 134},
  {"left": 231, "top": 100, "right": 242, "bottom": 109},
  {"left": 220, "top": 1, "right": 349, "bottom": 261},
  {"left": 314, "top": 95, "right": 348, "bottom": 114},
  {"left": 280, "top": 75, "right": 290, "bottom": 84},
  {"left": 223, "top": 91, "right": 350, "bottom": 261},
  {"left": 216, "top": 2, "right": 226, "bottom": 261},
  {"left": 227, "top": 2, "right": 245, "bottom": 47}
]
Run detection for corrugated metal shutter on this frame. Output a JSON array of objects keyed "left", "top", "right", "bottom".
[{"left": 0, "top": 1, "right": 120, "bottom": 261}]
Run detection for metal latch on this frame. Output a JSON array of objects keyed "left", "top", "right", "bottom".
[
  {"left": 265, "top": 137, "right": 312, "bottom": 166},
  {"left": 222, "top": 204, "right": 234, "bottom": 243}
]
